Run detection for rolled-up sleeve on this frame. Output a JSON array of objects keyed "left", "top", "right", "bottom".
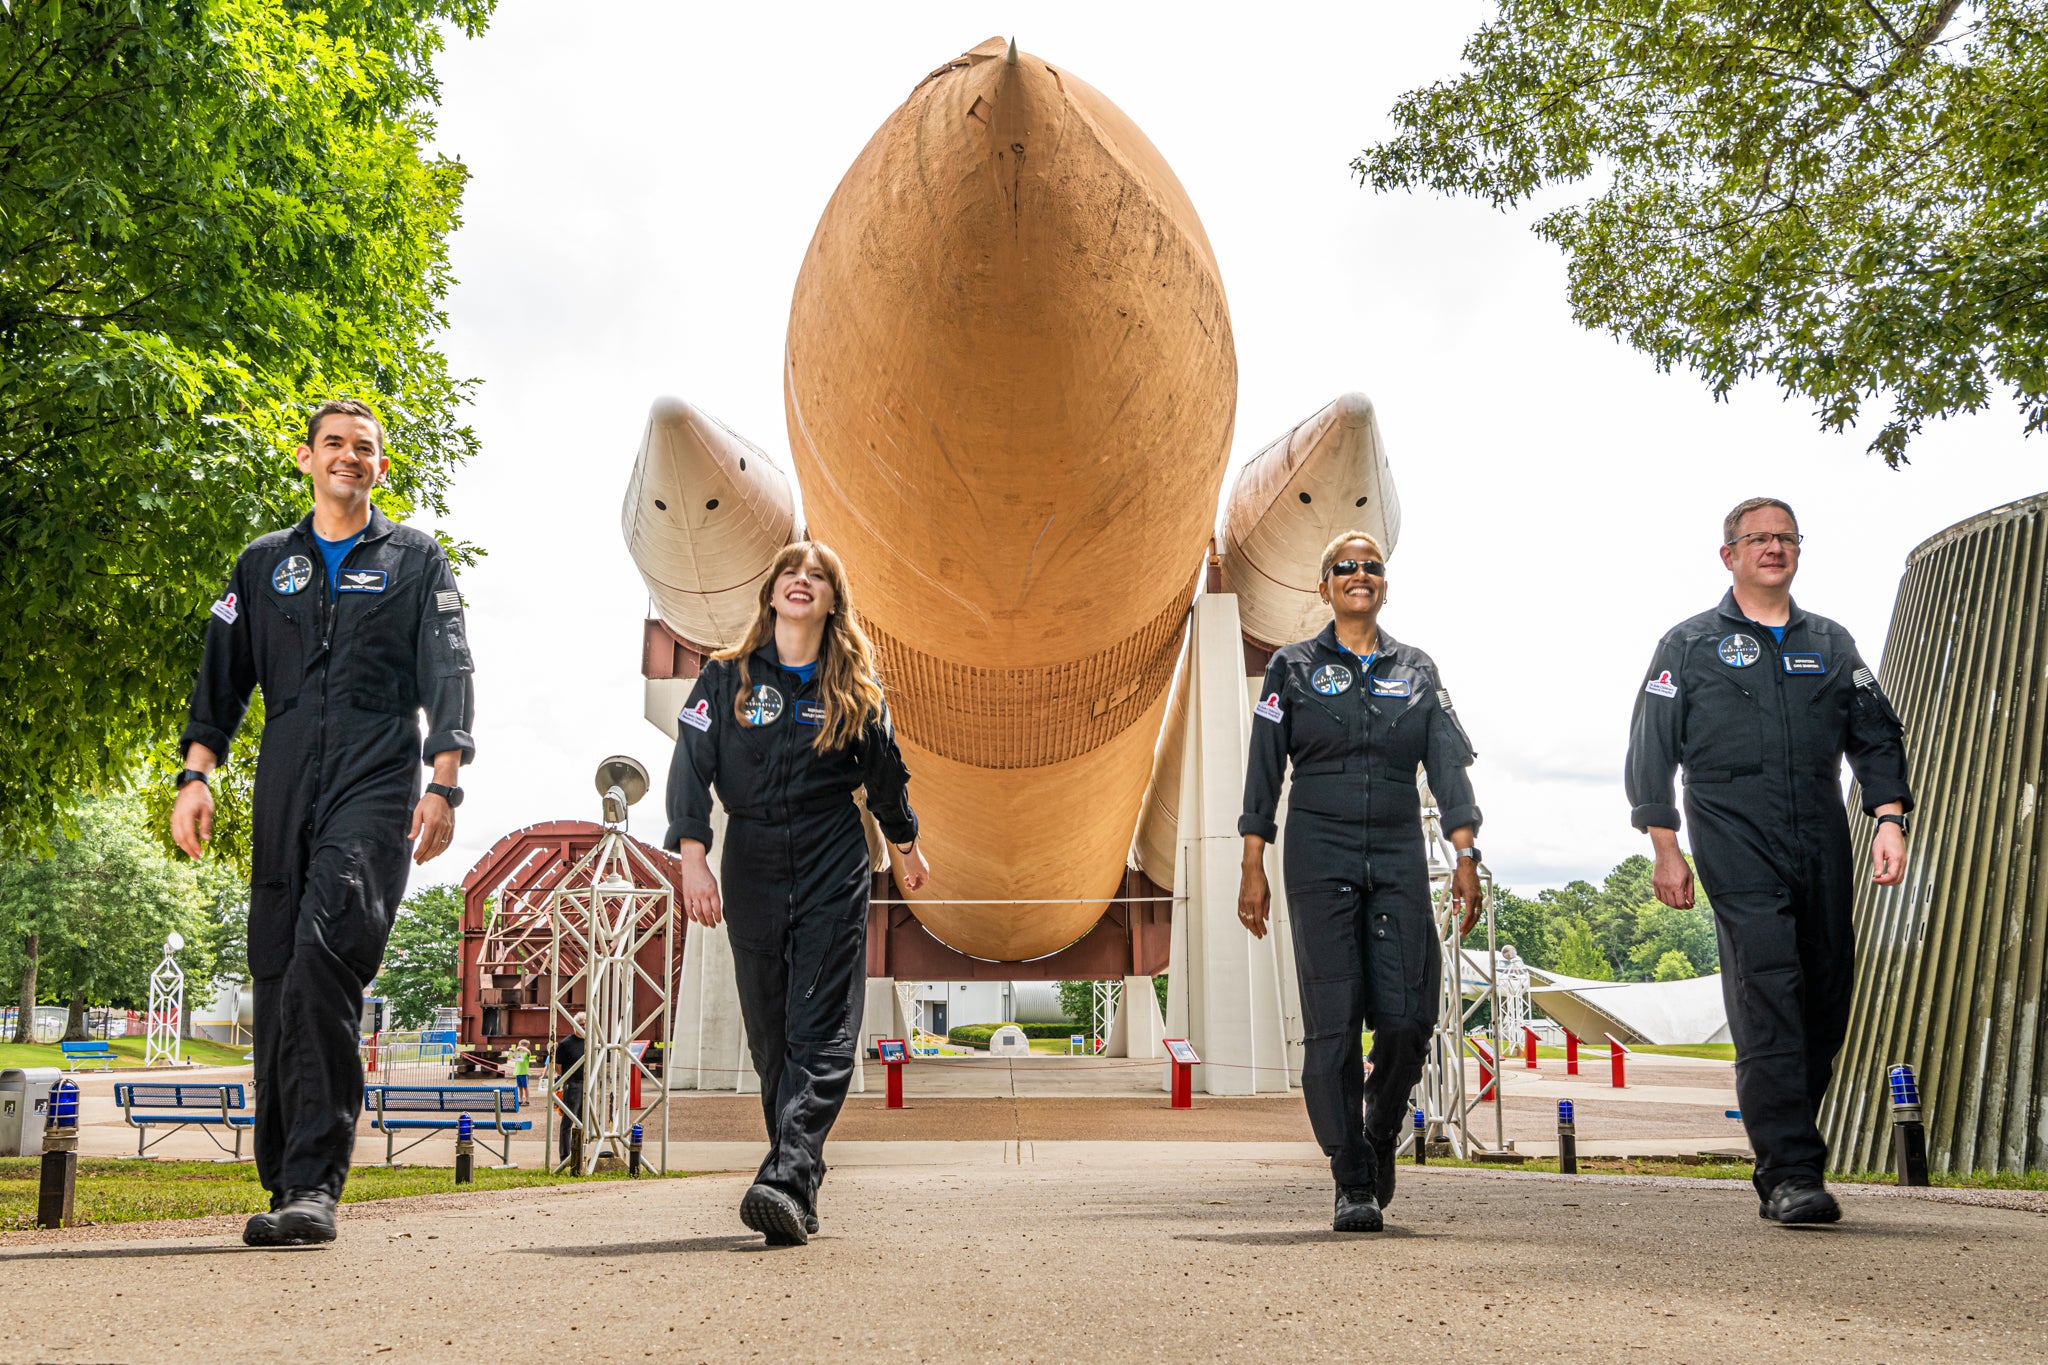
[
  {"left": 1626, "top": 635, "right": 1685, "bottom": 831},
  {"left": 179, "top": 557, "right": 259, "bottom": 761},
  {"left": 1237, "top": 656, "right": 1290, "bottom": 842},
  {"left": 1425, "top": 676, "right": 1482, "bottom": 835},
  {"left": 859, "top": 699, "right": 919, "bottom": 846},
  {"left": 663, "top": 664, "right": 723, "bottom": 852},
  {"left": 415, "top": 547, "right": 476, "bottom": 764},
  {"left": 1844, "top": 646, "right": 1913, "bottom": 815}
]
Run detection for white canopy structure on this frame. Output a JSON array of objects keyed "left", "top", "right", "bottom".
[{"left": 1455, "top": 950, "right": 1729, "bottom": 1046}]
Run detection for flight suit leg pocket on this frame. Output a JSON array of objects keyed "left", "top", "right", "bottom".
[
  {"left": 1364, "top": 904, "right": 1421, "bottom": 1024},
  {"left": 248, "top": 881, "right": 296, "bottom": 981},
  {"left": 299, "top": 836, "right": 408, "bottom": 985}
]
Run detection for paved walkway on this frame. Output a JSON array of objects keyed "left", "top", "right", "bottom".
[{"left": 2, "top": 1147, "right": 2041, "bottom": 1362}]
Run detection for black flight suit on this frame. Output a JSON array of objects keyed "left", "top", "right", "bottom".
[
  {"left": 1625, "top": 590, "right": 1910, "bottom": 1197},
  {"left": 181, "top": 508, "right": 475, "bottom": 1200},
  {"left": 1240, "top": 624, "right": 1481, "bottom": 1194},
  {"left": 664, "top": 639, "right": 917, "bottom": 1216}
]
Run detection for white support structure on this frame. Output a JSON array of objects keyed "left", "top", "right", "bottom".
[
  {"left": 1105, "top": 975, "right": 1167, "bottom": 1059},
  {"left": 145, "top": 935, "right": 186, "bottom": 1068},
  {"left": 668, "top": 801, "right": 757, "bottom": 1094},
  {"left": 1163, "top": 592, "right": 1293, "bottom": 1094},
  {"left": 545, "top": 822, "right": 677, "bottom": 1175}
]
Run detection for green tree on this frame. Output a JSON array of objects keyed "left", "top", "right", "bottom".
[
  {"left": 1653, "top": 949, "right": 1699, "bottom": 982},
  {"left": 1627, "top": 900, "right": 1722, "bottom": 980},
  {"left": 0, "top": 794, "right": 212, "bottom": 1040},
  {"left": 1467, "top": 885, "right": 1556, "bottom": 968},
  {"left": 377, "top": 884, "right": 463, "bottom": 1030},
  {"left": 1552, "top": 916, "right": 1616, "bottom": 981},
  {"left": 0, "top": 1, "right": 492, "bottom": 856},
  {"left": 1358, "top": 2, "right": 2048, "bottom": 464}
]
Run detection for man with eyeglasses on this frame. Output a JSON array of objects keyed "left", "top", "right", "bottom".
[{"left": 1625, "top": 496, "right": 1911, "bottom": 1226}]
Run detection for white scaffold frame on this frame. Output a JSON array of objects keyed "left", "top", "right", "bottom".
[
  {"left": 544, "top": 826, "right": 677, "bottom": 1176},
  {"left": 1401, "top": 794, "right": 1505, "bottom": 1158},
  {"left": 145, "top": 935, "right": 186, "bottom": 1068}
]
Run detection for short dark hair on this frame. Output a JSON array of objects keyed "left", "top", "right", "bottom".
[
  {"left": 1723, "top": 497, "right": 1797, "bottom": 545},
  {"left": 306, "top": 397, "right": 385, "bottom": 453}
]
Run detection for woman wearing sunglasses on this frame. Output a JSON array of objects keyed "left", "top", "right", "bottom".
[
  {"left": 664, "top": 540, "right": 930, "bottom": 1247},
  {"left": 1237, "top": 531, "right": 1484, "bottom": 1232}
]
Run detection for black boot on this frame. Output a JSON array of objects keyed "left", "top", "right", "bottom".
[
  {"left": 1760, "top": 1175, "right": 1841, "bottom": 1226},
  {"left": 1333, "top": 1184, "right": 1383, "bottom": 1233},
  {"left": 270, "top": 1188, "right": 339, "bottom": 1245},
  {"left": 740, "top": 1182, "right": 810, "bottom": 1246},
  {"left": 1371, "top": 1130, "right": 1398, "bottom": 1209}
]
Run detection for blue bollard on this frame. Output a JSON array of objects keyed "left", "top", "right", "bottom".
[
  {"left": 1557, "top": 1099, "right": 1578, "bottom": 1175},
  {"left": 1888, "top": 1063, "right": 1929, "bottom": 1187},
  {"left": 1412, "top": 1108, "right": 1427, "bottom": 1166},
  {"left": 455, "top": 1112, "right": 474, "bottom": 1185},
  {"left": 629, "top": 1122, "right": 644, "bottom": 1177}
]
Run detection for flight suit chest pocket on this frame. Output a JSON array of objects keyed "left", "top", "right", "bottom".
[{"left": 1684, "top": 668, "right": 1765, "bottom": 780}]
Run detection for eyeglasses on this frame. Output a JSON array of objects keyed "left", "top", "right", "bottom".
[
  {"left": 1725, "top": 532, "right": 1804, "bottom": 550},
  {"left": 1325, "top": 558, "right": 1385, "bottom": 580}
]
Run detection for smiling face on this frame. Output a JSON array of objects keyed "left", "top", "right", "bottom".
[
  {"left": 772, "top": 550, "right": 837, "bottom": 623},
  {"left": 1318, "top": 538, "right": 1385, "bottom": 619},
  {"left": 295, "top": 413, "right": 388, "bottom": 505},
  {"left": 1720, "top": 504, "right": 1800, "bottom": 593}
]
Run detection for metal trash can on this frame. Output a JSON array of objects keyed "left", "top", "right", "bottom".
[{"left": 0, "top": 1067, "right": 62, "bottom": 1156}]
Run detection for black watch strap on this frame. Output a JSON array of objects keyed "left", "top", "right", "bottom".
[
  {"left": 426, "top": 782, "right": 464, "bottom": 808},
  {"left": 1876, "top": 813, "right": 1908, "bottom": 833},
  {"left": 176, "top": 768, "right": 209, "bottom": 789}
]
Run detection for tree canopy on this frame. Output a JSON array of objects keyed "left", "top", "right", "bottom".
[
  {"left": 1480, "top": 854, "right": 1719, "bottom": 981},
  {"left": 0, "top": 1, "right": 492, "bottom": 855},
  {"left": 1358, "top": 2, "right": 2047, "bottom": 464},
  {"left": 376, "top": 883, "right": 462, "bottom": 1030}
]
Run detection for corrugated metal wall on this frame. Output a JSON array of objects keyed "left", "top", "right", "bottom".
[{"left": 1821, "top": 492, "right": 2048, "bottom": 1175}]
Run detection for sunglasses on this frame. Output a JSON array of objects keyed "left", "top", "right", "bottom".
[{"left": 1325, "top": 558, "right": 1385, "bottom": 580}]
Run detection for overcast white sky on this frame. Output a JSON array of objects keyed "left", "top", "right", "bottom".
[{"left": 408, "top": 2, "right": 2044, "bottom": 900}]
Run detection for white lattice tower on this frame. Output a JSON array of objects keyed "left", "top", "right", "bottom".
[
  {"left": 1405, "top": 784, "right": 1503, "bottom": 1158},
  {"left": 546, "top": 828, "right": 676, "bottom": 1175},
  {"left": 1090, "top": 979, "right": 1122, "bottom": 1050},
  {"left": 145, "top": 937, "right": 185, "bottom": 1068},
  {"left": 1496, "top": 946, "right": 1533, "bottom": 1045}
]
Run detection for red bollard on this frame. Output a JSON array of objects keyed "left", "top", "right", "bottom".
[
  {"left": 1165, "top": 1038, "right": 1200, "bottom": 1109},
  {"left": 1524, "top": 1026, "right": 1540, "bottom": 1069},
  {"left": 877, "top": 1038, "right": 908, "bottom": 1109},
  {"left": 1474, "top": 1039, "right": 1496, "bottom": 1102},
  {"left": 366, "top": 1029, "right": 379, "bottom": 1074},
  {"left": 629, "top": 1064, "right": 642, "bottom": 1110},
  {"left": 1566, "top": 1031, "right": 1579, "bottom": 1076},
  {"left": 1606, "top": 1033, "right": 1628, "bottom": 1088}
]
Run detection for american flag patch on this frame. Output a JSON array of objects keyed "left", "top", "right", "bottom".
[
  {"left": 435, "top": 588, "right": 462, "bottom": 613},
  {"left": 1853, "top": 666, "right": 1876, "bottom": 689}
]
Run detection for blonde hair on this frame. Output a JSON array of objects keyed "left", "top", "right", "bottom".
[
  {"left": 718, "top": 541, "right": 887, "bottom": 752},
  {"left": 1318, "top": 530, "right": 1387, "bottom": 581}
]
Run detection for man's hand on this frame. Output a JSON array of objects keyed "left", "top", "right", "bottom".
[
  {"left": 1872, "top": 821, "right": 1908, "bottom": 886},
  {"left": 410, "top": 792, "right": 454, "bottom": 865},
  {"left": 1238, "top": 837, "right": 1272, "bottom": 939},
  {"left": 897, "top": 842, "right": 931, "bottom": 892},
  {"left": 1451, "top": 859, "right": 1483, "bottom": 936},
  {"left": 1648, "top": 827, "right": 1695, "bottom": 908},
  {"left": 171, "top": 780, "right": 214, "bottom": 860},
  {"left": 679, "top": 840, "right": 722, "bottom": 927}
]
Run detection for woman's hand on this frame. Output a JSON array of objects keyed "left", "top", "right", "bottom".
[
  {"left": 1450, "top": 859, "right": 1483, "bottom": 937},
  {"left": 897, "top": 841, "right": 930, "bottom": 892},
  {"left": 1238, "top": 837, "right": 1272, "bottom": 939},
  {"left": 678, "top": 840, "right": 722, "bottom": 927}
]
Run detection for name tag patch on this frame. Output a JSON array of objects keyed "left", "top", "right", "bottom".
[
  {"left": 337, "top": 569, "right": 387, "bottom": 593},
  {"left": 1311, "top": 664, "right": 1353, "bottom": 695},
  {"left": 1782, "top": 652, "right": 1824, "bottom": 674},
  {"left": 1644, "top": 669, "right": 1678, "bottom": 698},
  {"left": 796, "top": 700, "right": 827, "bottom": 726},
  {"left": 679, "top": 700, "right": 713, "bottom": 733},
  {"left": 210, "top": 592, "right": 239, "bottom": 625},
  {"left": 1253, "top": 693, "right": 1285, "bottom": 723},
  {"left": 1369, "top": 676, "right": 1412, "bottom": 697}
]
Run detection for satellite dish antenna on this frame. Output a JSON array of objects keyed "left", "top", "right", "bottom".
[
  {"left": 595, "top": 755, "right": 650, "bottom": 827},
  {"left": 165, "top": 932, "right": 185, "bottom": 954}
]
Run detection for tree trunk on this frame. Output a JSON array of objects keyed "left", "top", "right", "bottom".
[
  {"left": 11, "top": 933, "right": 35, "bottom": 1044},
  {"left": 65, "top": 990, "right": 87, "bottom": 1042}
]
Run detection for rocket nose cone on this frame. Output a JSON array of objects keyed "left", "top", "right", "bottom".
[
  {"left": 1331, "top": 391, "right": 1376, "bottom": 428},
  {"left": 648, "top": 394, "right": 699, "bottom": 430}
]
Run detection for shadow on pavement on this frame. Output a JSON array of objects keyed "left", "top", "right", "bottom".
[
  {"left": 1176, "top": 1226, "right": 1444, "bottom": 1245},
  {"left": 0, "top": 1243, "right": 317, "bottom": 1262},
  {"left": 512, "top": 1234, "right": 763, "bottom": 1257}
]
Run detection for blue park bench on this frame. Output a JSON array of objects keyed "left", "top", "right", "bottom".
[
  {"left": 61, "top": 1040, "right": 119, "bottom": 1071},
  {"left": 364, "top": 1084, "right": 529, "bottom": 1167},
  {"left": 111, "top": 1082, "right": 253, "bottom": 1159}
]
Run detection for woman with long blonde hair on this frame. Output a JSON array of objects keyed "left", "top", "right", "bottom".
[{"left": 664, "top": 540, "right": 928, "bottom": 1247}]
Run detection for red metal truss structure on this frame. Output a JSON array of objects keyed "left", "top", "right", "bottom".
[{"left": 457, "top": 819, "right": 686, "bottom": 1063}]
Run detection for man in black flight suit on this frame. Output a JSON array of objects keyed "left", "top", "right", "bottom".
[
  {"left": 1625, "top": 497, "right": 1910, "bottom": 1226},
  {"left": 173, "top": 398, "right": 476, "bottom": 1246}
]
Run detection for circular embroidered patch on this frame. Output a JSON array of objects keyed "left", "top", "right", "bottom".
[
  {"left": 1311, "top": 664, "right": 1354, "bottom": 695},
  {"left": 1718, "top": 633, "right": 1762, "bottom": 668},
  {"left": 742, "top": 684, "right": 785, "bottom": 725},
  {"left": 271, "top": 554, "right": 313, "bottom": 595}
]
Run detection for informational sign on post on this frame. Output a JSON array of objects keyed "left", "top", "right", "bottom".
[
  {"left": 1164, "top": 1038, "right": 1200, "bottom": 1066},
  {"left": 1163, "top": 1038, "right": 1200, "bottom": 1109},
  {"left": 877, "top": 1039, "right": 908, "bottom": 1065}
]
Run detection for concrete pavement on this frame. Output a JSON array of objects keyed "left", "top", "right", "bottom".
[{"left": 2, "top": 1146, "right": 2042, "bottom": 1362}]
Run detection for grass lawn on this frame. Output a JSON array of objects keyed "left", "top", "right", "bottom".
[
  {"left": 0, "top": 1157, "right": 688, "bottom": 1231},
  {"left": 0, "top": 1036, "right": 252, "bottom": 1072}
]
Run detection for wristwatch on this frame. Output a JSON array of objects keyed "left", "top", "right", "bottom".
[
  {"left": 426, "top": 782, "right": 465, "bottom": 808},
  {"left": 1875, "top": 813, "right": 1908, "bottom": 834},
  {"left": 1456, "top": 846, "right": 1483, "bottom": 864},
  {"left": 894, "top": 840, "right": 916, "bottom": 854},
  {"left": 175, "top": 769, "right": 209, "bottom": 790}
]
